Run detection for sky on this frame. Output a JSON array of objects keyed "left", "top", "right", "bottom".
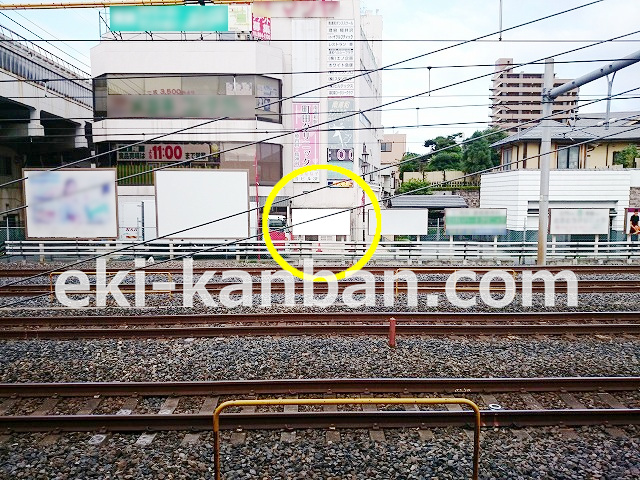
[{"left": 1, "top": 0, "right": 639, "bottom": 154}]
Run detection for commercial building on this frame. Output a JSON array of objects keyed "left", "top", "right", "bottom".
[
  {"left": 490, "top": 57, "right": 579, "bottom": 134},
  {"left": 90, "top": 1, "right": 383, "bottom": 242},
  {"left": 380, "top": 133, "right": 405, "bottom": 197}
]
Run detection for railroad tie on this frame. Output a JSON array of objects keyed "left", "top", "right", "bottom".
[
  {"left": 0, "top": 400, "right": 16, "bottom": 445},
  {"left": 89, "top": 397, "right": 139, "bottom": 446},
  {"left": 135, "top": 397, "right": 180, "bottom": 446},
  {"left": 323, "top": 394, "right": 340, "bottom": 444},
  {"left": 280, "top": 396, "right": 298, "bottom": 444},
  {"left": 598, "top": 393, "right": 629, "bottom": 438},
  {"left": 362, "top": 400, "right": 385, "bottom": 443},
  {"left": 401, "top": 394, "right": 435, "bottom": 442},
  {"left": 444, "top": 403, "right": 475, "bottom": 441},
  {"left": 558, "top": 393, "right": 586, "bottom": 439},
  {"left": 42, "top": 397, "right": 102, "bottom": 446},
  {"left": 32, "top": 398, "right": 60, "bottom": 446},
  {"left": 181, "top": 396, "right": 219, "bottom": 446},
  {"left": 230, "top": 396, "right": 256, "bottom": 446},
  {"left": 0, "top": 398, "right": 18, "bottom": 416}
]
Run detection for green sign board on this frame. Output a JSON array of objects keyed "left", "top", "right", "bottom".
[
  {"left": 110, "top": 5, "right": 229, "bottom": 32},
  {"left": 445, "top": 208, "right": 508, "bottom": 236}
]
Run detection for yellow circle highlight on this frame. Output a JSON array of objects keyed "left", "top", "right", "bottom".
[{"left": 262, "top": 164, "right": 382, "bottom": 282}]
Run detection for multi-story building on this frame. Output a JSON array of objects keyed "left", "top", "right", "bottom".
[
  {"left": 91, "top": 1, "right": 383, "bottom": 242},
  {"left": 490, "top": 57, "right": 579, "bottom": 134},
  {"left": 380, "top": 133, "right": 405, "bottom": 197}
]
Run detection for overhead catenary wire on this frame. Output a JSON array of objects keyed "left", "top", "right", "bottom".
[
  {"left": 1, "top": 87, "right": 636, "bottom": 293},
  {"left": 0, "top": 0, "right": 610, "bottom": 191},
  {"left": 0, "top": 3, "right": 634, "bottom": 281},
  {"left": 2, "top": 30, "right": 639, "bottom": 217},
  {"left": 0, "top": 10, "right": 91, "bottom": 70},
  {"left": 2, "top": 56, "right": 640, "bottom": 82},
  {"left": 3, "top": 121, "right": 640, "bottom": 308}
]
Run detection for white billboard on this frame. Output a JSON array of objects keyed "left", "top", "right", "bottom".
[
  {"left": 445, "top": 208, "right": 507, "bottom": 236},
  {"left": 155, "top": 170, "right": 248, "bottom": 238},
  {"left": 549, "top": 208, "right": 610, "bottom": 235},
  {"left": 368, "top": 209, "right": 428, "bottom": 236},
  {"left": 24, "top": 169, "right": 117, "bottom": 239},
  {"left": 292, "top": 208, "right": 350, "bottom": 235}
]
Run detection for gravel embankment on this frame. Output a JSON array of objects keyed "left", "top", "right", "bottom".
[
  {"left": 1, "top": 290, "right": 639, "bottom": 313},
  {"left": 1, "top": 336, "right": 638, "bottom": 383},
  {"left": 1, "top": 426, "right": 639, "bottom": 479}
]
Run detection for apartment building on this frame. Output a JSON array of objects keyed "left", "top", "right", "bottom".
[{"left": 490, "top": 58, "right": 579, "bottom": 134}]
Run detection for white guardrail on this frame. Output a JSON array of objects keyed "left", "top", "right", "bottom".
[{"left": 3, "top": 239, "right": 640, "bottom": 263}]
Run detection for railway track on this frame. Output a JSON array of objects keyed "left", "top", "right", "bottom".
[
  {"left": 1, "top": 377, "right": 638, "bottom": 433},
  {"left": 0, "top": 311, "right": 639, "bottom": 339},
  {"left": 1, "top": 264, "right": 639, "bottom": 278},
  {"left": 0, "top": 279, "right": 638, "bottom": 296}
]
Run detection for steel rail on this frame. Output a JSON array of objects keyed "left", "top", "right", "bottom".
[
  {"left": 1, "top": 323, "right": 639, "bottom": 339},
  {"left": 1, "top": 409, "right": 639, "bottom": 433},
  {"left": 1, "top": 264, "right": 639, "bottom": 278},
  {"left": 1, "top": 311, "right": 636, "bottom": 327},
  {"left": 1, "top": 377, "right": 638, "bottom": 397},
  {"left": 0, "top": 279, "right": 638, "bottom": 296}
]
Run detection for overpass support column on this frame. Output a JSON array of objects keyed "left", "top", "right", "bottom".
[{"left": 27, "top": 109, "right": 44, "bottom": 137}]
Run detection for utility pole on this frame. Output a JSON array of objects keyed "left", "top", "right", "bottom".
[
  {"left": 537, "top": 58, "right": 554, "bottom": 266},
  {"left": 537, "top": 49, "right": 640, "bottom": 265}
]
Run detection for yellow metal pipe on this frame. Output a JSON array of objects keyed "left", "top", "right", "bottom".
[{"left": 213, "top": 397, "right": 481, "bottom": 480}]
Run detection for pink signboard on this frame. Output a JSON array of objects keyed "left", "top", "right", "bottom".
[
  {"left": 252, "top": 15, "right": 271, "bottom": 40},
  {"left": 292, "top": 102, "right": 320, "bottom": 183}
]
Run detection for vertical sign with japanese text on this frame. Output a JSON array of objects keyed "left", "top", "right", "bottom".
[
  {"left": 292, "top": 102, "right": 320, "bottom": 182},
  {"left": 327, "top": 19, "right": 355, "bottom": 97}
]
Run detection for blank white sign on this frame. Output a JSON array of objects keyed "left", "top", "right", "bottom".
[
  {"left": 292, "top": 208, "right": 350, "bottom": 235},
  {"left": 549, "top": 208, "right": 609, "bottom": 235},
  {"left": 368, "top": 209, "right": 429, "bottom": 235},
  {"left": 155, "top": 170, "right": 248, "bottom": 238}
]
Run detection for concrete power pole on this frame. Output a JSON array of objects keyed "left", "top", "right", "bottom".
[
  {"left": 537, "top": 59, "right": 554, "bottom": 266},
  {"left": 537, "top": 49, "right": 640, "bottom": 265}
]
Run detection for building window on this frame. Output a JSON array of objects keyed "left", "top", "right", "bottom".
[
  {"left": 93, "top": 73, "right": 282, "bottom": 123},
  {"left": 557, "top": 146, "right": 579, "bottom": 169},
  {"left": 502, "top": 148, "right": 512, "bottom": 170},
  {"left": 221, "top": 142, "right": 283, "bottom": 186},
  {"left": 381, "top": 142, "right": 392, "bottom": 152}
]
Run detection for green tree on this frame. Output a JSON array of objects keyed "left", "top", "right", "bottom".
[
  {"left": 424, "top": 133, "right": 463, "bottom": 171},
  {"left": 613, "top": 144, "right": 639, "bottom": 168},
  {"left": 461, "top": 128, "right": 508, "bottom": 173},
  {"left": 427, "top": 151, "right": 462, "bottom": 171},
  {"left": 396, "top": 179, "right": 431, "bottom": 195},
  {"left": 398, "top": 152, "right": 425, "bottom": 179}
]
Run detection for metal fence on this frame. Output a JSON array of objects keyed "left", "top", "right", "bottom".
[{"left": 4, "top": 239, "right": 640, "bottom": 264}]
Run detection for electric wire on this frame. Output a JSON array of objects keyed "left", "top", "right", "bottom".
[
  {"left": 3, "top": 121, "right": 639, "bottom": 309},
  {"left": 1, "top": 87, "right": 636, "bottom": 292},
  {"left": 1, "top": 56, "right": 640, "bottom": 81},
  {"left": 2, "top": 34, "right": 639, "bottom": 217},
  {"left": 0, "top": 0, "right": 610, "bottom": 191}
]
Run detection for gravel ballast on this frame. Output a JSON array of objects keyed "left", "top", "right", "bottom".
[
  {"left": 0, "top": 336, "right": 638, "bottom": 383},
  {"left": 1, "top": 426, "right": 639, "bottom": 479}
]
